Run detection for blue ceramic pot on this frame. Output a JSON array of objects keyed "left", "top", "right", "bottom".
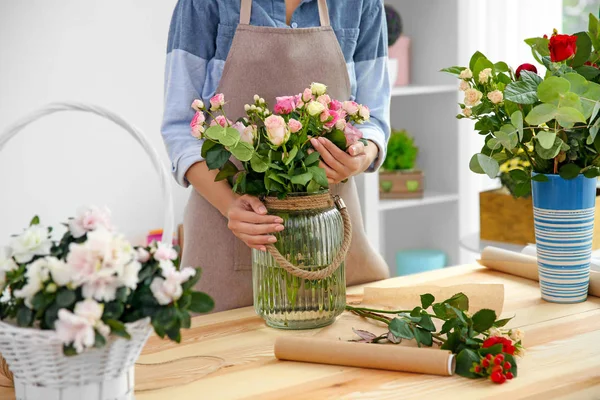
[{"left": 531, "top": 173, "right": 597, "bottom": 303}]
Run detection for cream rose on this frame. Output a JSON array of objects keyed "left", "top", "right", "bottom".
[
  {"left": 306, "top": 101, "right": 326, "bottom": 116},
  {"left": 462, "top": 107, "right": 473, "bottom": 117},
  {"left": 459, "top": 80, "right": 470, "bottom": 91},
  {"left": 459, "top": 68, "right": 473, "bottom": 79},
  {"left": 264, "top": 115, "right": 290, "bottom": 146},
  {"left": 479, "top": 68, "right": 493, "bottom": 84},
  {"left": 310, "top": 82, "right": 327, "bottom": 96},
  {"left": 487, "top": 90, "right": 504, "bottom": 104},
  {"left": 464, "top": 88, "right": 483, "bottom": 107}
]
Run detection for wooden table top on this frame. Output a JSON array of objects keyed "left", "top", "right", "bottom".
[{"left": 1, "top": 264, "right": 599, "bottom": 399}]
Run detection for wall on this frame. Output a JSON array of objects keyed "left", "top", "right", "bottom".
[{"left": 0, "top": 0, "right": 184, "bottom": 244}]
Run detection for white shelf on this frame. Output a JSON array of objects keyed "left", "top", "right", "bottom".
[
  {"left": 379, "top": 191, "right": 459, "bottom": 211},
  {"left": 391, "top": 84, "right": 457, "bottom": 97}
]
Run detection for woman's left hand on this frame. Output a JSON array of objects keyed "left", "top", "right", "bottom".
[{"left": 310, "top": 137, "right": 378, "bottom": 184}]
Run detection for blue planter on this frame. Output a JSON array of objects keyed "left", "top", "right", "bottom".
[{"left": 531, "top": 173, "right": 597, "bottom": 303}]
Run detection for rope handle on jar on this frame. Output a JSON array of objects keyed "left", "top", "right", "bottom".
[
  {"left": 0, "top": 102, "right": 175, "bottom": 245},
  {"left": 264, "top": 196, "right": 352, "bottom": 280}
]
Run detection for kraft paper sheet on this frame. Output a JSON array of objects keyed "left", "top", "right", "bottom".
[{"left": 478, "top": 246, "right": 600, "bottom": 297}]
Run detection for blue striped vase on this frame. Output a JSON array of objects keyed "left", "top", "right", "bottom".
[{"left": 531, "top": 173, "right": 597, "bottom": 303}]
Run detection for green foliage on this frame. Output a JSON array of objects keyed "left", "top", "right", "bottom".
[{"left": 382, "top": 129, "right": 419, "bottom": 171}]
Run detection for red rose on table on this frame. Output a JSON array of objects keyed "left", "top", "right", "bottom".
[
  {"left": 482, "top": 336, "right": 516, "bottom": 355},
  {"left": 548, "top": 34, "right": 578, "bottom": 62},
  {"left": 515, "top": 63, "right": 538, "bottom": 79}
]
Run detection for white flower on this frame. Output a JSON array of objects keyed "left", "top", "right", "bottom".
[
  {"left": 14, "top": 258, "right": 51, "bottom": 307},
  {"left": 459, "top": 80, "right": 470, "bottom": 91},
  {"left": 462, "top": 107, "right": 473, "bottom": 117},
  {"left": 509, "top": 328, "right": 524, "bottom": 342},
  {"left": 150, "top": 266, "right": 196, "bottom": 305},
  {"left": 46, "top": 257, "right": 73, "bottom": 286},
  {"left": 459, "top": 68, "right": 473, "bottom": 79},
  {"left": 55, "top": 309, "right": 95, "bottom": 354},
  {"left": 358, "top": 105, "right": 370, "bottom": 121},
  {"left": 191, "top": 99, "right": 205, "bottom": 111},
  {"left": 478, "top": 68, "right": 493, "bottom": 84},
  {"left": 310, "top": 82, "right": 327, "bottom": 96},
  {"left": 153, "top": 242, "right": 178, "bottom": 262},
  {"left": 74, "top": 299, "right": 104, "bottom": 324},
  {"left": 10, "top": 225, "right": 52, "bottom": 263},
  {"left": 81, "top": 276, "right": 120, "bottom": 302},
  {"left": 136, "top": 248, "right": 150, "bottom": 263},
  {"left": 120, "top": 260, "right": 141, "bottom": 289},
  {"left": 464, "top": 88, "right": 483, "bottom": 107},
  {"left": 0, "top": 288, "right": 10, "bottom": 303},
  {"left": 68, "top": 206, "right": 113, "bottom": 239},
  {"left": 306, "top": 101, "right": 326, "bottom": 116},
  {"left": 487, "top": 90, "right": 504, "bottom": 104},
  {"left": 488, "top": 327, "right": 503, "bottom": 338},
  {"left": 0, "top": 247, "right": 18, "bottom": 288}
]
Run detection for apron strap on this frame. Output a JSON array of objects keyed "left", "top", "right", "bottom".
[{"left": 239, "top": 0, "right": 331, "bottom": 27}]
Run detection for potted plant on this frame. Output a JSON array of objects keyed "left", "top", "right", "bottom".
[
  {"left": 379, "top": 129, "right": 424, "bottom": 199},
  {"left": 189, "top": 83, "right": 369, "bottom": 329},
  {"left": 385, "top": 4, "right": 410, "bottom": 87},
  {"left": 443, "top": 13, "right": 600, "bottom": 303}
]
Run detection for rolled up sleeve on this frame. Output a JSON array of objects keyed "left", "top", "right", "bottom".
[
  {"left": 353, "top": 0, "right": 390, "bottom": 172},
  {"left": 161, "top": 0, "right": 218, "bottom": 187}
]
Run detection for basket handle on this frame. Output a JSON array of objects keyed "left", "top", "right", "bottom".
[{"left": 0, "top": 102, "right": 174, "bottom": 246}]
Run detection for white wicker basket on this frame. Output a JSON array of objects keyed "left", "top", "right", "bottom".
[{"left": 0, "top": 102, "right": 176, "bottom": 400}]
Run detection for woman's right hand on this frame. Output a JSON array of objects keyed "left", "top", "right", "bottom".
[{"left": 226, "top": 195, "right": 284, "bottom": 251}]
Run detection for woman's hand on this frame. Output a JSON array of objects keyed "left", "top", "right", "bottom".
[
  {"left": 226, "top": 195, "right": 284, "bottom": 251},
  {"left": 310, "top": 137, "right": 378, "bottom": 184}
]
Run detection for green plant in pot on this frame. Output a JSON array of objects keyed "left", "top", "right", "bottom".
[{"left": 379, "top": 129, "right": 424, "bottom": 199}]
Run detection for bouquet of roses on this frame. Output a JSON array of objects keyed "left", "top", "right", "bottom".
[
  {"left": 443, "top": 13, "right": 600, "bottom": 196},
  {"left": 189, "top": 82, "right": 370, "bottom": 197},
  {"left": 0, "top": 207, "right": 213, "bottom": 355}
]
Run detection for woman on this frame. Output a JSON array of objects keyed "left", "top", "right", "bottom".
[{"left": 162, "top": 0, "right": 391, "bottom": 312}]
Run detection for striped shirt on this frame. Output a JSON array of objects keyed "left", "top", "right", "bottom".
[{"left": 162, "top": 0, "right": 390, "bottom": 187}]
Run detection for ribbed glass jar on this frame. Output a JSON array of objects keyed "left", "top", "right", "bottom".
[{"left": 252, "top": 192, "right": 346, "bottom": 329}]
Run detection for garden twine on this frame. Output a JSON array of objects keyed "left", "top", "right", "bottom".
[{"left": 263, "top": 193, "right": 352, "bottom": 280}]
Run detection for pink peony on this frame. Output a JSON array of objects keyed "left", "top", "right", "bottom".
[
  {"left": 344, "top": 123, "right": 363, "bottom": 147},
  {"left": 210, "top": 115, "right": 232, "bottom": 127},
  {"left": 329, "top": 99, "right": 342, "bottom": 111},
  {"left": 274, "top": 96, "right": 296, "bottom": 114},
  {"left": 210, "top": 93, "right": 225, "bottom": 111},
  {"left": 342, "top": 101, "right": 360, "bottom": 116},
  {"left": 265, "top": 115, "right": 290, "bottom": 146},
  {"left": 288, "top": 118, "right": 303, "bottom": 133},
  {"left": 55, "top": 309, "right": 95, "bottom": 354},
  {"left": 302, "top": 88, "right": 313, "bottom": 102},
  {"left": 154, "top": 242, "right": 178, "bottom": 262},
  {"left": 68, "top": 206, "right": 113, "bottom": 239}
]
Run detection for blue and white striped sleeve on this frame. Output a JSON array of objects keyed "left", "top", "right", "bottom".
[
  {"left": 354, "top": 0, "right": 390, "bottom": 172},
  {"left": 161, "top": 0, "right": 218, "bottom": 187}
]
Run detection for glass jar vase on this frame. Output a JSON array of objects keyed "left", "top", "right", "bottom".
[{"left": 252, "top": 192, "right": 348, "bottom": 329}]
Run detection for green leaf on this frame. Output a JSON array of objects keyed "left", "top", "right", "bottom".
[
  {"left": 571, "top": 32, "right": 593, "bottom": 68},
  {"left": 304, "top": 151, "right": 321, "bottom": 166},
  {"left": 590, "top": 13, "right": 600, "bottom": 50},
  {"left": 591, "top": 118, "right": 600, "bottom": 144},
  {"left": 440, "top": 319, "right": 458, "bottom": 335},
  {"left": 493, "top": 317, "right": 513, "bottom": 328},
  {"left": 511, "top": 111, "right": 524, "bottom": 141},
  {"left": 486, "top": 138, "right": 502, "bottom": 150},
  {"left": 189, "top": 292, "right": 214, "bottom": 313},
  {"left": 250, "top": 154, "right": 269, "bottom": 173},
  {"left": 494, "top": 125, "right": 519, "bottom": 151},
  {"left": 556, "top": 107, "right": 587, "bottom": 128},
  {"left": 505, "top": 70, "right": 542, "bottom": 104},
  {"left": 537, "top": 76, "right": 571, "bottom": 103},
  {"left": 494, "top": 61, "right": 510, "bottom": 72},
  {"left": 29, "top": 215, "right": 40, "bottom": 226},
  {"left": 229, "top": 141, "right": 254, "bottom": 162},
  {"left": 526, "top": 103, "right": 558, "bottom": 125},
  {"left": 446, "top": 293, "right": 469, "bottom": 312},
  {"left": 285, "top": 146, "right": 299, "bottom": 166},
  {"left": 308, "top": 166, "right": 328, "bottom": 188},
  {"left": 215, "top": 160, "right": 239, "bottom": 182},
  {"left": 201, "top": 140, "right": 218, "bottom": 158},
  {"left": 559, "top": 163, "right": 581, "bottom": 180},
  {"left": 441, "top": 66, "right": 466, "bottom": 76},
  {"left": 505, "top": 353, "right": 518, "bottom": 377},
  {"left": 535, "top": 137, "right": 564, "bottom": 160},
  {"left": 205, "top": 145, "right": 230, "bottom": 170},
  {"left": 56, "top": 289, "right": 76, "bottom": 308},
  {"left": 455, "top": 349, "right": 481, "bottom": 378},
  {"left": 94, "top": 330, "right": 107, "bottom": 348},
  {"left": 509, "top": 169, "right": 529, "bottom": 182},
  {"left": 17, "top": 306, "right": 33, "bottom": 327},
  {"left": 584, "top": 167, "right": 600, "bottom": 178},
  {"left": 220, "top": 127, "right": 241, "bottom": 147},
  {"left": 470, "top": 154, "right": 499, "bottom": 179},
  {"left": 441, "top": 330, "right": 462, "bottom": 353},
  {"left": 389, "top": 318, "right": 414, "bottom": 340},
  {"left": 472, "top": 309, "right": 497, "bottom": 332},
  {"left": 576, "top": 65, "right": 600, "bottom": 80},
  {"left": 420, "top": 294, "right": 435, "bottom": 309},
  {"left": 432, "top": 303, "right": 448, "bottom": 319},
  {"left": 324, "top": 129, "right": 347, "bottom": 150},
  {"left": 479, "top": 343, "right": 503, "bottom": 356},
  {"left": 290, "top": 172, "right": 313, "bottom": 186},
  {"left": 469, "top": 51, "right": 486, "bottom": 72},
  {"left": 418, "top": 314, "right": 436, "bottom": 332},
  {"left": 307, "top": 180, "right": 322, "bottom": 193},
  {"left": 106, "top": 319, "right": 131, "bottom": 339},
  {"left": 514, "top": 181, "right": 532, "bottom": 198},
  {"left": 563, "top": 72, "right": 589, "bottom": 96},
  {"left": 525, "top": 37, "right": 550, "bottom": 64},
  {"left": 591, "top": 101, "right": 600, "bottom": 124},
  {"left": 413, "top": 327, "right": 433, "bottom": 347},
  {"left": 537, "top": 130, "right": 557, "bottom": 149},
  {"left": 531, "top": 174, "right": 549, "bottom": 182},
  {"left": 473, "top": 57, "right": 494, "bottom": 83}
]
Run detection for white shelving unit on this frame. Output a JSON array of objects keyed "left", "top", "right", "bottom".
[{"left": 356, "top": 0, "right": 460, "bottom": 275}]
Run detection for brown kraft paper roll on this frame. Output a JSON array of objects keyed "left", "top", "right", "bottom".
[
  {"left": 274, "top": 337, "right": 455, "bottom": 376},
  {"left": 478, "top": 246, "right": 600, "bottom": 297}
]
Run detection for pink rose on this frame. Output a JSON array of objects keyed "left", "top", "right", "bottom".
[
  {"left": 320, "top": 109, "right": 331, "bottom": 123},
  {"left": 335, "top": 118, "right": 347, "bottom": 131},
  {"left": 191, "top": 99, "right": 205, "bottom": 111},
  {"left": 210, "top": 93, "right": 225, "bottom": 111},
  {"left": 68, "top": 206, "right": 113, "bottom": 239},
  {"left": 210, "top": 115, "right": 232, "bottom": 127},
  {"left": 342, "top": 101, "right": 359, "bottom": 116},
  {"left": 232, "top": 122, "right": 256, "bottom": 144},
  {"left": 344, "top": 123, "right": 363, "bottom": 147},
  {"left": 323, "top": 110, "right": 340, "bottom": 130},
  {"left": 190, "top": 112, "right": 206, "bottom": 138},
  {"left": 265, "top": 115, "right": 289, "bottom": 146},
  {"left": 302, "top": 88, "right": 313, "bottom": 102},
  {"left": 358, "top": 105, "right": 370, "bottom": 120},
  {"left": 274, "top": 96, "right": 296, "bottom": 115},
  {"left": 288, "top": 118, "right": 302, "bottom": 133},
  {"left": 329, "top": 99, "right": 342, "bottom": 111},
  {"left": 317, "top": 94, "right": 331, "bottom": 106}
]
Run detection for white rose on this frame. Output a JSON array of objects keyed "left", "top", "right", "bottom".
[
  {"left": 10, "top": 225, "right": 52, "bottom": 263},
  {"left": 310, "top": 82, "right": 327, "bottom": 96},
  {"left": 464, "top": 88, "right": 483, "bottom": 107},
  {"left": 488, "top": 327, "right": 503, "bottom": 338},
  {"left": 306, "top": 101, "right": 326, "bottom": 116},
  {"left": 459, "top": 68, "right": 473, "bottom": 79},
  {"left": 487, "top": 90, "right": 504, "bottom": 104},
  {"left": 462, "top": 107, "right": 473, "bottom": 117},
  {"left": 14, "top": 258, "right": 51, "bottom": 307},
  {"left": 459, "top": 80, "right": 470, "bottom": 91},
  {"left": 358, "top": 105, "right": 370, "bottom": 121},
  {"left": 478, "top": 68, "right": 493, "bottom": 84},
  {"left": 74, "top": 299, "right": 104, "bottom": 325},
  {"left": 68, "top": 206, "right": 113, "bottom": 239},
  {"left": 0, "top": 248, "right": 18, "bottom": 288},
  {"left": 510, "top": 328, "right": 524, "bottom": 342}
]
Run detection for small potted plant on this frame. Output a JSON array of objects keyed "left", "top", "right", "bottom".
[{"left": 379, "top": 129, "right": 424, "bottom": 199}]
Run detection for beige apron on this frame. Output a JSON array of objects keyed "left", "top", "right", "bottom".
[{"left": 183, "top": 0, "right": 389, "bottom": 312}]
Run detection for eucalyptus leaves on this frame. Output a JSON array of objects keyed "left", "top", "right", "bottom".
[{"left": 443, "top": 14, "right": 600, "bottom": 197}]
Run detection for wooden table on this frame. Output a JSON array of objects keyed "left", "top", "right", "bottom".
[{"left": 1, "top": 265, "right": 600, "bottom": 399}]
